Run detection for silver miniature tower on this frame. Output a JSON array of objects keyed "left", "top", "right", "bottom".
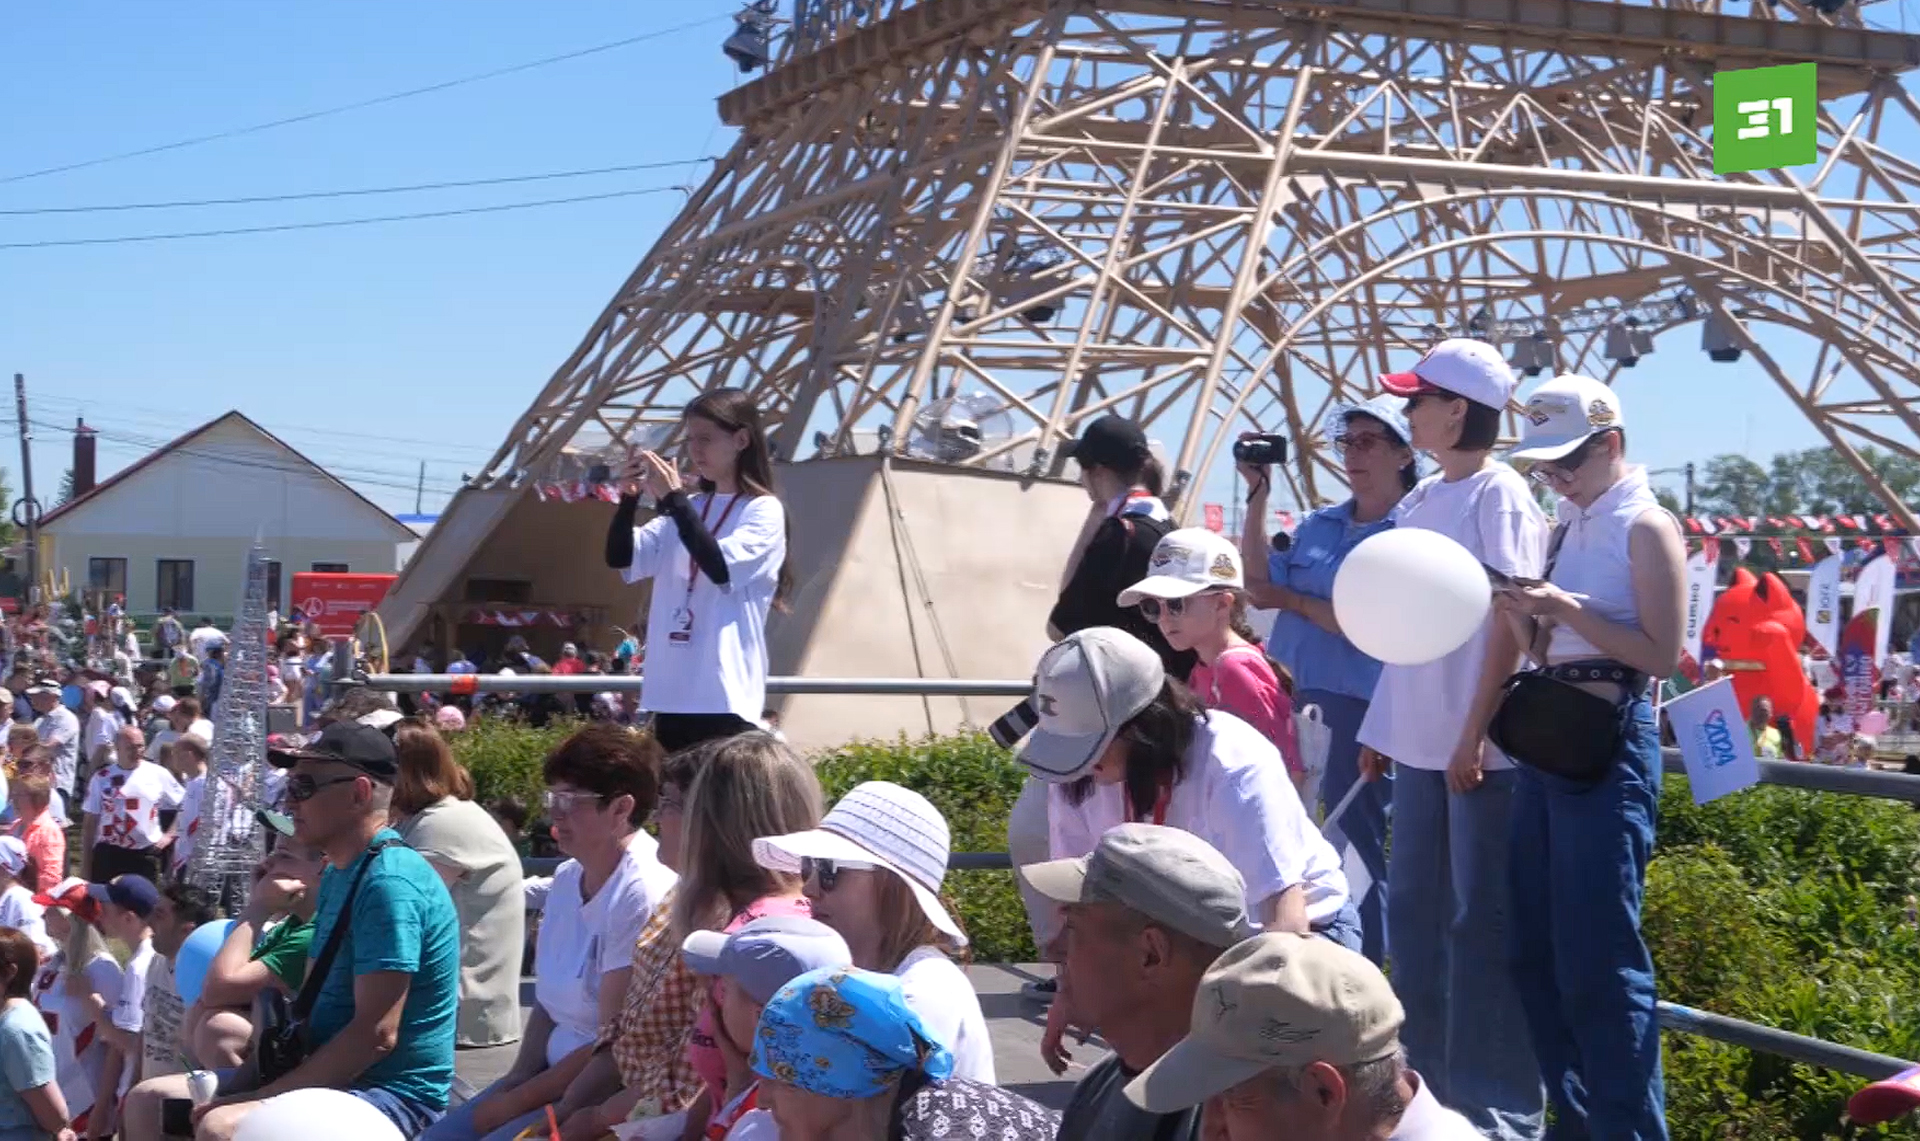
[{"left": 185, "top": 544, "right": 273, "bottom": 905}]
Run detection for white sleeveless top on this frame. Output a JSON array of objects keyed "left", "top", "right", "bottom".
[{"left": 1547, "top": 466, "right": 1668, "bottom": 662}]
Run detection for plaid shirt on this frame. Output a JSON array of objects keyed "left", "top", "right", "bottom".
[{"left": 604, "top": 889, "right": 702, "bottom": 1119}]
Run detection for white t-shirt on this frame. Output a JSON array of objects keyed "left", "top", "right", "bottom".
[
  {"left": 83, "top": 708, "right": 124, "bottom": 763},
  {"left": 1049, "top": 711, "right": 1349, "bottom": 924},
  {"left": 35, "top": 706, "right": 80, "bottom": 794},
  {"left": 171, "top": 774, "right": 207, "bottom": 870},
  {"left": 142, "top": 956, "right": 187, "bottom": 1079},
  {"left": 84, "top": 761, "right": 186, "bottom": 850},
  {"left": 1392, "top": 1072, "right": 1480, "bottom": 1139},
  {"left": 112, "top": 937, "right": 156, "bottom": 1033},
  {"left": 1359, "top": 465, "right": 1548, "bottom": 771},
  {"left": 144, "top": 728, "right": 180, "bottom": 763},
  {"left": 189, "top": 627, "right": 227, "bottom": 659},
  {"left": 33, "top": 951, "right": 124, "bottom": 1123},
  {"left": 186, "top": 718, "right": 215, "bottom": 745},
  {"left": 621, "top": 492, "right": 787, "bottom": 721},
  {"left": 895, "top": 945, "right": 995, "bottom": 1083},
  {"left": 532, "top": 832, "right": 678, "bottom": 1066},
  {"left": 0, "top": 884, "right": 51, "bottom": 957}
]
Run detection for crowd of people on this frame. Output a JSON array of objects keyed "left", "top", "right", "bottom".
[{"left": 0, "top": 350, "right": 1700, "bottom": 1141}]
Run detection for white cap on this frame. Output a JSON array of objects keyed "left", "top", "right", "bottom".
[
  {"left": 1017, "top": 628, "right": 1166, "bottom": 783},
  {"left": 1509, "top": 374, "right": 1624, "bottom": 463},
  {"left": 1378, "top": 338, "right": 1515, "bottom": 411},
  {"left": 1117, "top": 529, "right": 1243, "bottom": 606},
  {"left": 753, "top": 781, "right": 967, "bottom": 946},
  {"left": 153, "top": 695, "right": 178, "bottom": 714}
]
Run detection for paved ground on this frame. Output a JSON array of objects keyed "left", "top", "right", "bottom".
[{"left": 453, "top": 963, "right": 1087, "bottom": 1110}]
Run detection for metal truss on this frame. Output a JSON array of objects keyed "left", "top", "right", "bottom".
[{"left": 467, "top": 0, "right": 1920, "bottom": 527}]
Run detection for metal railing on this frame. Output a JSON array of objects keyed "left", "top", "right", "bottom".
[{"left": 357, "top": 672, "right": 1920, "bottom": 1080}]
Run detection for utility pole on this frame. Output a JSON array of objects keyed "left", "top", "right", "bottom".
[
  {"left": 1684, "top": 462, "right": 1696, "bottom": 516},
  {"left": 13, "top": 374, "right": 39, "bottom": 604},
  {"left": 414, "top": 461, "right": 426, "bottom": 516}
]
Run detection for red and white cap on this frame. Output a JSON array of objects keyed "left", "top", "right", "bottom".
[
  {"left": 1379, "top": 338, "right": 1515, "bottom": 411},
  {"left": 32, "top": 876, "right": 104, "bottom": 924}
]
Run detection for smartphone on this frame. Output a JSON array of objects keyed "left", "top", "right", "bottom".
[
  {"left": 162, "top": 1098, "right": 195, "bottom": 1136},
  {"left": 1483, "top": 564, "right": 1545, "bottom": 592}
]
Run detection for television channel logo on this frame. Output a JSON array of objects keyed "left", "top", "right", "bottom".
[{"left": 1713, "top": 62, "right": 1817, "bottom": 175}]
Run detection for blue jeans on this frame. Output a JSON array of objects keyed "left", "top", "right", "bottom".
[
  {"left": 417, "top": 1078, "right": 544, "bottom": 1141},
  {"left": 1313, "top": 897, "right": 1364, "bottom": 954},
  {"left": 1301, "top": 689, "right": 1389, "bottom": 965},
  {"left": 352, "top": 1086, "right": 448, "bottom": 1138},
  {"left": 1509, "top": 696, "right": 1667, "bottom": 1141},
  {"left": 1389, "top": 765, "right": 1544, "bottom": 1141}
]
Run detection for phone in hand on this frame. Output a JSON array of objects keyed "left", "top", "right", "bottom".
[{"left": 1483, "top": 564, "right": 1545, "bottom": 593}]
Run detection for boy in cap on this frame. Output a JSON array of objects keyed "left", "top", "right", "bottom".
[
  {"left": 681, "top": 915, "right": 854, "bottom": 1139},
  {"left": 1022, "top": 823, "right": 1256, "bottom": 1141},
  {"left": 84, "top": 873, "right": 161, "bottom": 1139},
  {"left": 1126, "top": 932, "right": 1478, "bottom": 1140}
]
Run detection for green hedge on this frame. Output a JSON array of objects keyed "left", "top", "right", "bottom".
[{"left": 449, "top": 723, "right": 1920, "bottom": 1138}]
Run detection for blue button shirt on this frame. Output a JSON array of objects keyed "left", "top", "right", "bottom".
[
  {"left": 308, "top": 828, "right": 460, "bottom": 1109},
  {"left": 1267, "top": 500, "right": 1395, "bottom": 700}
]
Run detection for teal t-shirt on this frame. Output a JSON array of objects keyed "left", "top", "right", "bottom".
[
  {"left": 307, "top": 828, "right": 460, "bottom": 1109},
  {"left": 0, "top": 1001, "right": 55, "bottom": 1139}
]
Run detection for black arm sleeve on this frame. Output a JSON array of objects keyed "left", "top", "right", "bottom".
[
  {"left": 1048, "top": 519, "right": 1132, "bottom": 636},
  {"left": 660, "top": 491, "right": 731, "bottom": 587},
  {"left": 603, "top": 494, "right": 641, "bottom": 569}
]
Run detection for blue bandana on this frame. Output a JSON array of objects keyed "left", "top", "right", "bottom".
[{"left": 750, "top": 967, "right": 955, "bottom": 1098}]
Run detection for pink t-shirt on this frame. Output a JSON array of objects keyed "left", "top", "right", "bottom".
[
  {"left": 687, "top": 893, "right": 813, "bottom": 1111},
  {"left": 1188, "top": 645, "right": 1302, "bottom": 775}
]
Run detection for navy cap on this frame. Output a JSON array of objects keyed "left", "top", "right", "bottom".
[
  {"left": 1067, "top": 415, "right": 1150, "bottom": 472},
  {"left": 87, "top": 874, "right": 159, "bottom": 919}
]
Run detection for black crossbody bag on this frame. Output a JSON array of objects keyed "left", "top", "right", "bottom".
[
  {"left": 255, "top": 838, "right": 400, "bottom": 1084},
  {"left": 1486, "top": 526, "right": 1642, "bottom": 785}
]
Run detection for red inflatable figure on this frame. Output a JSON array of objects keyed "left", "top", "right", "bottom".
[{"left": 1701, "top": 567, "right": 1819, "bottom": 756}]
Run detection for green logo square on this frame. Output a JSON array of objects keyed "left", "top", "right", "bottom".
[{"left": 1713, "top": 62, "right": 1817, "bottom": 174}]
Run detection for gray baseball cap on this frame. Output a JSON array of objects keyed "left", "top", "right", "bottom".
[
  {"left": 680, "top": 915, "right": 853, "bottom": 1004},
  {"left": 1125, "top": 933, "right": 1405, "bottom": 1114},
  {"left": 1017, "top": 628, "right": 1166, "bottom": 782},
  {"left": 1021, "top": 823, "right": 1256, "bottom": 948}
]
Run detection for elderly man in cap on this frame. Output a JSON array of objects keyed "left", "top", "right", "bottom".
[
  {"left": 27, "top": 676, "right": 80, "bottom": 812},
  {"left": 1021, "top": 823, "right": 1256, "bottom": 1141},
  {"left": 1126, "top": 933, "right": 1477, "bottom": 1141},
  {"left": 189, "top": 720, "right": 460, "bottom": 1141}
]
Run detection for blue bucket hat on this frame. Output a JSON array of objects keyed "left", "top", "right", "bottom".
[{"left": 750, "top": 967, "right": 955, "bottom": 1098}]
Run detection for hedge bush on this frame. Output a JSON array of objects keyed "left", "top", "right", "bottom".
[{"left": 448, "top": 722, "right": 1920, "bottom": 1137}]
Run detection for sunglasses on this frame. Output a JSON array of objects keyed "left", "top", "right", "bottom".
[
  {"left": 285, "top": 773, "right": 360, "bottom": 803},
  {"left": 1528, "top": 434, "right": 1606, "bottom": 484},
  {"left": 1137, "top": 592, "right": 1225, "bottom": 622},
  {"left": 1333, "top": 432, "right": 1396, "bottom": 455},
  {"left": 801, "top": 856, "right": 877, "bottom": 892}
]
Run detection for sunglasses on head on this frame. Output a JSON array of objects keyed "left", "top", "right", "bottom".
[
  {"left": 801, "top": 855, "right": 877, "bottom": 892},
  {"left": 1137, "top": 591, "right": 1225, "bottom": 622},
  {"left": 285, "top": 772, "right": 361, "bottom": 803}
]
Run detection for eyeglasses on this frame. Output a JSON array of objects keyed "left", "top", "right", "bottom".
[
  {"left": 649, "top": 793, "right": 685, "bottom": 824},
  {"left": 1333, "top": 432, "right": 1395, "bottom": 455},
  {"left": 541, "top": 788, "right": 607, "bottom": 815},
  {"left": 285, "top": 773, "right": 360, "bottom": 803},
  {"left": 1137, "top": 592, "right": 1225, "bottom": 622},
  {"left": 801, "top": 856, "right": 877, "bottom": 892},
  {"left": 1528, "top": 434, "right": 1606, "bottom": 485}
]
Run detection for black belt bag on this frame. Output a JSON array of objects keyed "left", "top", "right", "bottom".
[{"left": 1488, "top": 661, "right": 1643, "bottom": 785}]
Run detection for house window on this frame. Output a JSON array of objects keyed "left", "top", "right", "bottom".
[
  {"left": 157, "top": 560, "right": 195, "bottom": 612},
  {"left": 311, "top": 562, "right": 349, "bottom": 574},
  {"left": 87, "top": 558, "right": 128, "bottom": 598},
  {"left": 266, "top": 561, "right": 283, "bottom": 613}
]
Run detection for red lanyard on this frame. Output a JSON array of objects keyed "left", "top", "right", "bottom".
[
  {"left": 1129, "top": 780, "right": 1171, "bottom": 827},
  {"left": 706, "top": 1085, "right": 759, "bottom": 1141},
  {"left": 686, "top": 494, "right": 744, "bottom": 601}
]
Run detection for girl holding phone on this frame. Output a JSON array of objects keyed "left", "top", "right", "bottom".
[{"left": 603, "top": 389, "right": 792, "bottom": 754}]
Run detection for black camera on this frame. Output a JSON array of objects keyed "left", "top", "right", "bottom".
[{"left": 1232, "top": 434, "right": 1289, "bottom": 466}]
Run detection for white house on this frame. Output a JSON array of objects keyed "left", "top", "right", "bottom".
[{"left": 37, "top": 411, "right": 416, "bottom": 619}]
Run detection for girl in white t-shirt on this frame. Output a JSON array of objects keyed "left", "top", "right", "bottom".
[
  {"left": 754, "top": 780, "right": 996, "bottom": 1085},
  {"left": 31, "top": 883, "right": 124, "bottom": 1135},
  {"left": 0, "top": 837, "right": 51, "bottom": 958},
  {"left": 1360, "top": 338, "right": 1549, "bottom": 1137},
  {"left": 603, "top": 388, "right": 790, "bottom": 755}
]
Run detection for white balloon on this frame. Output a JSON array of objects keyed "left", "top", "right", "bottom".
[
  {"left": 230, "top": 1088, "right": 405, "bottom": 1141},
  {"left": 1332, "top": 528, "right": 1493, "bottom": 665}
]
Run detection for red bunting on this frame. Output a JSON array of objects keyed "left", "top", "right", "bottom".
[{"left": 1797, "top": 537, "right": 1816, "bottom": 562}]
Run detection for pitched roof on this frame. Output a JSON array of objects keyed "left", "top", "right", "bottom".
[{"left": 37, "top": 410, "right": 413, "bottom": 539}]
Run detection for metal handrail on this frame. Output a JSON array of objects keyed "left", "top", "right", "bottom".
[{"left": 358, "top": 671, "right": 1919, "bottom": 1079}]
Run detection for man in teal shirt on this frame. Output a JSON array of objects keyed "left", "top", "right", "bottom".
[{"left": 192, "top": 720, "right": 459, "bottom": 1140}]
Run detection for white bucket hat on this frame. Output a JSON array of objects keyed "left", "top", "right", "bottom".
[{"left": 753, "top": 780, "right": 966, "bottom": 946}]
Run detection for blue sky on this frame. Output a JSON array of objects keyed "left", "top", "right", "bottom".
[{"left": 0, "top": 3, "right": 1839, "bottom": 520}]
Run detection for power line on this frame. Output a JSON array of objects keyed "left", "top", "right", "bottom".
[
  {"left": 0, "top": 157, "right": 714, "bottom": 215},
  {"left": 0, "top": 12, "right": 731, "bottom": 186},
  {"left": 0, "top": 184, "right": 686, "bottom": 249}
]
